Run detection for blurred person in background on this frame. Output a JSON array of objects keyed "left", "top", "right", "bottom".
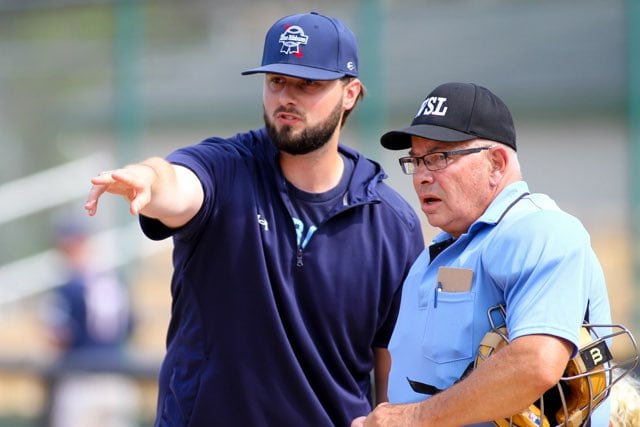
[
  {"left": 84, "top": 11, "right": 424, "bottom": 427},
  {"left": 40, "top": 215, "right": 138, "bottom": 427}
]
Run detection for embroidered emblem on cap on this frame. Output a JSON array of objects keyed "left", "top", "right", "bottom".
[
  {"left": 416, "top": 97, "right": 448, "bottom": 117},
  {"left": 279, "top": 25, "right": 308, "bottom": 56}
]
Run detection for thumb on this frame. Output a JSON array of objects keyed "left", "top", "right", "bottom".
[
  {"left": 129, "top": 188, "right": 152, "bottom": 216},
  {"left": 351, "top": 416, "right": 366, "bottom": 427}
]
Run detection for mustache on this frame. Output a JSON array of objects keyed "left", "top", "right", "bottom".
[{"left": 274, "top": 106, "right": 304, "bottom": 117}]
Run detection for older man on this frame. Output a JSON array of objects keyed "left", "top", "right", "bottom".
[{"left": 354, "top": 82, "right": 612, "bottom": 427}]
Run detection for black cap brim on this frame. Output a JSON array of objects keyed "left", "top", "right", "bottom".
[{"left": 380, "top": 124, "right": 476, "bottom": 150}]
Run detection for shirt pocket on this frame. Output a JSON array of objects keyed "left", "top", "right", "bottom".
[{"left": 422, "top": 291, "right": 475, "bottom": 363}]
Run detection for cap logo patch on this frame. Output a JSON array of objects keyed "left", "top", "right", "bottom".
[
  {"left": 279, "top": 25, "right": 309, "bottom": 57},
  {"left": 416, "top": 96, "right": 448, "bottom": 117}
]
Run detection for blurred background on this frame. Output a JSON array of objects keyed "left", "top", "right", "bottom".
[{"left": 0, "top": 0, "right": 638, "bottom": 425}]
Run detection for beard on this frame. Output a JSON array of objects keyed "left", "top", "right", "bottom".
[{"left": 264, "top": 99, "right": 343, "bottom": 155}]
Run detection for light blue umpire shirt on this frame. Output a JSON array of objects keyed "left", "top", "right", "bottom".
[{"left": 387, "top": 181, "right": 612, "bottom": 426}]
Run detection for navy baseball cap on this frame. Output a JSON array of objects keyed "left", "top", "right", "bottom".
[
  {"left": 381, "top": 82, "right": 516, "bottom": 151},
  {"left": 241, "top": 12, "right": 359, "bottom": 81}
]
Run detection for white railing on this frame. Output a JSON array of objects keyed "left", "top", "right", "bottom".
[
  {"left": 0, "top": 153, "right": 171, "bottom": 307},
  {"left": 0, "top": 152, "right": 111, "bottom": 225}
]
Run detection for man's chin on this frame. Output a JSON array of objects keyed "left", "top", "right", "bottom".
[{"left": 278, "top": 146, "right": 315, "bottom": 156}]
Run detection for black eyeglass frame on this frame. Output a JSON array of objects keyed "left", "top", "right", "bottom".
[{"left": 398, "top": 145, "right": 495, "bottom": 175}]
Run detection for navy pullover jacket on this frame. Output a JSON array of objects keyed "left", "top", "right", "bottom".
[{"left": 140, "top": 127, "right": 424, "bottom": 426}]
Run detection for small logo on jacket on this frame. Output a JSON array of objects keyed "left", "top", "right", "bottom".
[
  {"left": 279, "top": 25, "right": 308, "bottom": 56},
  {"left": 257, "top": 214, "right": 269, "bottom": 231}
]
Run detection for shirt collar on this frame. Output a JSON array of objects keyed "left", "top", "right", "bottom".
[{"left": 476, "top": 181, "right": 530, "bottom": 225}]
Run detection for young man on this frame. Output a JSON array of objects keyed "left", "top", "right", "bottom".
[
  {"left": 85, "top": 12, "right": 424, "bottom": 426},
  {"left": 353, "top": 82, "right": 612, "bottom": 426}
]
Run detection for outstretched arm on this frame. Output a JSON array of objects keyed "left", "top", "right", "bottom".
[
  {"left": 353, "top": 334, "right": 572, "bottom": 427},
  {"left": 84, "top": 156, "right": 204, "bottom": 229}
]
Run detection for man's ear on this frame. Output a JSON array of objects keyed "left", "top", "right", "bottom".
[
  {"left": 343, "top": 79, "right": 361, "bottom": 110},
  {"left": 490, "top": 145, "right": 509, "bottom": 174},
  {"left": 486, "top": 145, "right": 511, "bottom": 189}
]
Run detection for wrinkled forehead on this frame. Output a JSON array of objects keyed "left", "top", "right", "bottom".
[{"left": 409, "top": 136, "right": 474, "bottom": 154}]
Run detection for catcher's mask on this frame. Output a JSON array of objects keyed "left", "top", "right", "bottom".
[{"left": 477, "top": 305, "right": 639, "bottom": 427}]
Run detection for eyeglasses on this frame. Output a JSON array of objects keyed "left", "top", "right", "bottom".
[{"left": 398, "top": 146, "right": 494, "bottom": 175}]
